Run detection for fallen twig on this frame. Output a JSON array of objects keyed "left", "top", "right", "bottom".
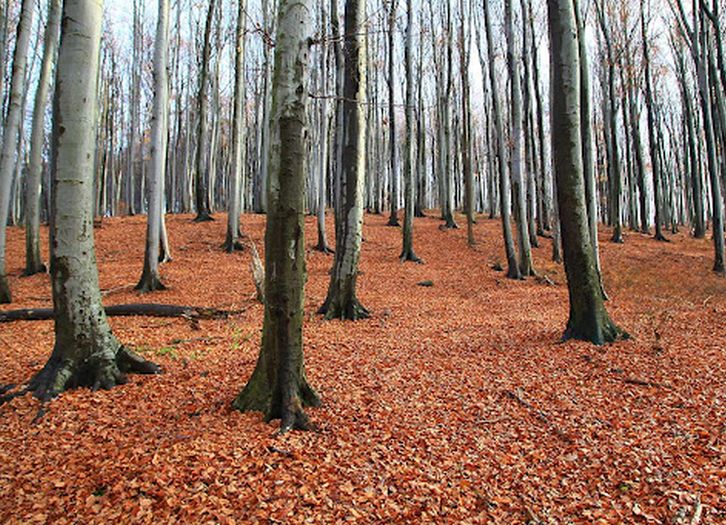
[{"left": 0, "top": 304, "right": 247, "bottom": 323}]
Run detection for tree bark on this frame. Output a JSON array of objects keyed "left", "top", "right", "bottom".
[
  {"left": 233, "top": 0, "right": 320, "bottom": 432},
  {"left": 29, "top": 0, "right": 159, "bottom": 401}
]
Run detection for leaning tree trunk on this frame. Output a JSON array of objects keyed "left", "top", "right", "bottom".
[
  {"left": 24, "top": 0, "right": 61, "bottom": 277},
  {"left": 484, "top": 0, "right": 520, "bottom": 279},
  {"left": 232, "top": 0, "right": 320, "bottom": 432},
  {"left": 400, "top": 0, "right": 420, "bottom": 261},
  {"left": 319, "top": 0, "right": 370, "bottom": 320},
  {"left": 29, "top": 0, "right": 160, "bottom": 401},
  {"left": 0, "top": 0, "right": 35, "bottom": 302},
  {"left": 505, "top": 0, "right": 534, "bottom": 276},
  {"left": 225, "top": 0, "right": 248, "bottom": 252},
  {"left": 136, "top": 0, "right": 170, "bottom": 292},
  {"left": 193, "top": 0, "right": 215, "bottom": 222},
  {"left": 546, "top": 0, "right": 625, "bottom": 345}
]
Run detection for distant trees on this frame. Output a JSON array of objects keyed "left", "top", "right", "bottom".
[{"left": 233, "top": 0, "right": 320, "bottom": 432}]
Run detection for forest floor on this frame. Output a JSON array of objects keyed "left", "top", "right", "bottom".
[{"left": 0, "top": 212, "right": 724, "bottom": 524}]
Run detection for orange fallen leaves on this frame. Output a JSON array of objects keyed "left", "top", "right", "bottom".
[{"left": 0, "top": 213, "right": 724, "bottom": 523}]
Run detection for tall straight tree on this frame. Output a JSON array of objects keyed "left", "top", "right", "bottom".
[
  {"left": 193, "top": 0, "right": 216, "bottom": 222},
  {"left": 136, "top": 0, "right": 170, "bottom": 292},
  {"left": 483, "top": 0, "right": 520, "bottom": 279},
  {"left": 400, "top": 0, "right": 420, "bottom": 261},
  {"left": 546, "top": 0, "right": 625, "bottom": 345},
  {"left": 225, "top": 0, "right": 248, "bottom": 252},
  {"left": 25, "top": 0, "right": 62, "bottom": 276},
  {"left": 232, "top": 0, "right": 320, "bottom": 432},
  {"left": 505, "top": 0, "right": 534, "bottom": 276},
  {"left": 319, "top": 0, "right": 370, "bottom": 320},
  {"left": 386, "top": 0, "right": 400, "bottom": 227},
  {"left": 29, "top": 0, "right": 160, "bottom": 400},
  {"left": 0, "top": 0, "right": 35, "bottom": 302}
]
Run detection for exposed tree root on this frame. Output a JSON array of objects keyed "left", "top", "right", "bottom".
[
  {"left": 313, "top": 242, "right": 334, "bottom": 254},
  {"left": 400, "top": 250, "right": 423, "bottom": 264},
  {"left": 134, "top": 274, "right": 167, "bottom": 293},
  {"left": 562, "top": 316, "right": 630, "bottom": 346},
  {"left": 318, "top": 296, "right": 370, "bottom": 321},
  {"left": 193, "top": 214, "right": 215, "bottom": 223}
]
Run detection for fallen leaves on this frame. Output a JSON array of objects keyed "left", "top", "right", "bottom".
[{"left": 0, "top": 213, "right": 724, "bottom": 523}]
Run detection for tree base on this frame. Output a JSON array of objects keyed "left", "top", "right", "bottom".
[
  {"left": 23, "top": 262, "right": 47, "bottom": 277},
  {"left": 441, "top": 217, "right": 459, "bottom": 229},
  {"left": 653, "top": 232, "right": 669, "bottom": 242},
  {"left": 29, "top": 345, "right": 161, "bottom": 402},
  {"left": 232, "top": 374, "right": 321, "bottom": 434},
  {"left": 193, "top": 213, "right": 215, "bottom": 223},
  {"left": 318, "top": 296, "right": 370, "bottom": 321},
  {"left": 313, "top": 243, "right": 334, "bottom": 255},
  {"left": 562, "top": 316, "right": 629, "bottom": 346},
  {"left": 134, "top": 273, "right": 167, "bottom": 293},
  {"left": 400, "top": 249, "right": 423, "bottom": 264},
  {"left": 0, "top": 276, "right": 11, "bottom": 303},
  {"left": 387, "top": 216, "right": 400, "bottom": 227},
  {"left": 223, "top": 239, "right": 245, "bottom": 253}
]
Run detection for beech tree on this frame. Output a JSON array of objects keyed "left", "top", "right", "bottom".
[
  {"left": 0, "top": 0, "right": 35, "bottom": 302},
  {"left": 546, "top": 0, "right": 625, "bottom": 345},
  {"left": 29, "top": 0, "right": 160, "bottom": 400},
  {"left": 233, "top": 0, "right": 320, "bottom": 432},
  {"left": 319, "top": 0, "right": 370, "bottom": 320}
]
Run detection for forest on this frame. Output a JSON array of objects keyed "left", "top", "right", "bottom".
[{"left": 0, "top": 0, "right": 724, "bottom": 522}]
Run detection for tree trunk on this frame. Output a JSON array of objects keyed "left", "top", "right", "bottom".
[
  {"left": 319, "top": 0, "right": 370, "bottom": 320},
  {"left": 386, "top": 0, "right": 400, "bottom": 227},
  {"left": 0, "top": 0, "right": 35, "bottom": 302},
  {"left": 24, "top": 0, "right": 61, "bottom": 276},
  {"left": 546, "top": 0, "right": 625, "bottom": 345},
  {"left": 233, "top": 0, "right": 320, "bottom": 432},
  {"left": 400, "top": 0, "right": 420, "bottom": 261},
  {"left": 29, "top": 0, "right": 159, "bottom": 401}
]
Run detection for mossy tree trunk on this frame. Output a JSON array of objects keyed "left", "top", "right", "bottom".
[
  {"left": 319, "top": 0, "right": 370, "bottom": 320},
  {"left": 30, "top": 0, "right": 160, "bottom": 401},
  {"left": 233, "top": 0, "right": 320, "bottom": 432},
  {"left": 546, "top": 0, "right": 626, "bottom": 345}
]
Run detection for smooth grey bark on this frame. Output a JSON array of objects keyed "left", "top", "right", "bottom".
[
  {"left": 400, "top": 0, "right": 420, "bottom": 262},
  {"left": 24, "top": 0, "right": 61, "bottom": 276},
  {"left": 386, "top": 0, "right": 400, "bottom": 227},
  {"left": 136, "top": 0, "right": 170, "bottom": 292},
  {"left": 483, "top": 0, "right": 520, "bottom": 279},
  {"left": 225, "top": 0, "right": 248, "bottom": 252},
  {"left": 440, "top": 1, "right": 457, "bottom": 229},
  {"left": 0, "top": 0, "right": 35, "bottom": 302},
  {"left": 520, "top": 0, "right": 538, "bottom": 249},
  {"left": 460, "top": 0, "right": 475, "bottom": 247},
  {"left": 233, "top": 0, "right": 320, "bottom": 432},
  {"left": 505, "top": 0, "right": 534, "bottom": 276},
  {"left": 30, "top": 0, "right": 159, "bottom": 401},
  {"left": 546, "top": 0, "right": 625, "bottom": 345},
  {"left": 314, "top": 3, "right": 333, "bottom": 254},
  {"left": 319, "top": 0, "right": 370, "bottom": 320},
  {"left": 640, "top": 0, "right": 667, "bottom": 242}
]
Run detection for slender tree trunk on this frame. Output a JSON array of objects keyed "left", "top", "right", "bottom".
[
  {"left": 319, "top": 0, "right": 370, "bottom": 320},
  {"left": 484, "top": 0, "right": 520, "bottom": 279},
  {"left": 546, "top": 0, "right": 625, "bottom": 345},
  {"left": 30, "top": 0, "right": 160, "bottom": 401},
  {"left": 0, "top": 0, "right": 35, "bottom": 302},
  {"left": 386, "top": 0, "right": 400, "bottom": 226},
  {"left": 315, "top": 3, "right": 333, "bottom": 254},
  {"left": 225, "top": 0, "right": 248, "bottom": 252},
  {"left": 400, "top": 0, "right": 420, "bottom": 261},
  {"left": 24, "top": 0, "right": 61, "bottom": 276},
  {"left": 233, "top": 0, "right": 320, "bottom": 432},
  {"left": 505, "top": 0, "right": 534, "bottom": 276}
]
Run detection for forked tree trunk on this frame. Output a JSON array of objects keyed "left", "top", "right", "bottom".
[
  {"left": 24, "top": 0, "right": 61, "bottom": 277},
  {"left": 136, "top": 0, "right": 170, "bottom": 292},
  {"left": 319, "top": 0, "right": 370, "bottom": 320},
  {"left": 546, "top": 0, "right": 625, "bottom": 345},
  {"left": 30, "top": 0, "right": 159, "bottom": 401},
  {"left": 0, "top": 0, "right": 35, "bottom": 302},
  {"left": 233, "top": 0, "right": 320, "bottom": 432}
]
